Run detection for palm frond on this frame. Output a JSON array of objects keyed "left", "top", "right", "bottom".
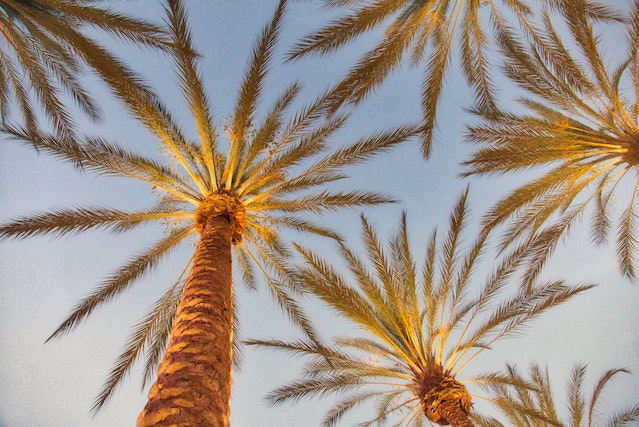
[
  {"left": 0, "top": 206, "right": 183, "bottom": 241},
  {"left": 287, "top": 0, "right": 404, "bottom": 61},
  {"left": 46, "top": 225, "right": 193, "bottom": 342}
]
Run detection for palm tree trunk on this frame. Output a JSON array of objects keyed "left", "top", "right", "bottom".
[
  {"left": 137, "top": 214, "right": 233, "bottom": 427},
  {"left": 437, "top": 401, "right": 475, "bottom": 427}
]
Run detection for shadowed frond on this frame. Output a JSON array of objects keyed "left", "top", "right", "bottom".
[{"left": 46, "top": 225, "right": 193, "bottom": 342}]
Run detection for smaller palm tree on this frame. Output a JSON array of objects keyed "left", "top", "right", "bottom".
[
  {"left": 249, "top": 188, "right": 594, "bottom": 427},
  {"left": 462, "top": 1, "right": 638, "bottom": 282},
  {"left": 0, "top": 0, "right": 168, "bottom": 137},
  {"left": 474, "top": 363, "right": 639, "bottom": 426}
]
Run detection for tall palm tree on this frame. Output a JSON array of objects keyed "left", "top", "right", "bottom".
[
  {"left": 462, "top": 0, "right": 638, "bottom": 282},
  {"left": 474, "top": 363, "right": 639, "bottom": 426},
  {"left": 0, "top": 0, "right": 168, "bottom": 138},
  {"left": 286, "top": 0, "right": 544, "bottom": 158},
  {"left": 248, "top": 188, "right": 594, "bottom": 427},
  {"left": 0, "top": 0, "right": 420, "bottom": 425}
]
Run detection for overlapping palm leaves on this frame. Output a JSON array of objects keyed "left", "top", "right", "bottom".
[
  {"left": 0, "top": 0, "right": 420, "bottom": 413},
  {"left": 474, "top": 363, "right": 639, "bottom": 426},
  {"left": 249, "top": 188, "right": 594, "bottom": 426},
  {"left": 462, "top": 1, "right": 639, "bottom": 282},
  {"left": 286, "top": 0, "right": 541, "bottom": 158},
  {"left": 0, "top": 0, "right": 168, "bottom": 138}
]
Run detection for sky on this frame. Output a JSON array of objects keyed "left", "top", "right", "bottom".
[{"left": 1, "top": 1, "right": 639, "bottom": 426}]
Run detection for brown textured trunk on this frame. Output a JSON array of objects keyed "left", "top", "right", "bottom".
[
  {"left": 137, "top": 214, "right": 233, "bottom": 427},
  {"left": 436, "top": 401, "right": 476, "bottom": 427}
]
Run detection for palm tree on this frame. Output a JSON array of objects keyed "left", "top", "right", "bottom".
[
  {"left": 286, "top": 0, "right": 544, "bottom": 158},
  {"left": 0, "top": 0, "right": 420, "bottom": 425},
  {"left": 462, "top": 0, "right": 638, "bottom": 282},
  {"left": 474, "top": 363, "right": 639, "bottom": 426},
  {"left": 0, "top": 0, "right": 168, "bottom": 138},
  {"left": 248, "top": 188, "right": 594, "bottom": 427}
]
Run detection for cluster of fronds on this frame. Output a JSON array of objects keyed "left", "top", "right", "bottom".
[
  {"left": 463, "top": 0, "right": 639, "bottom": 282},
  {"left": 287, "top": 0, "right": 539, "bottom": 157},
  {"left": 0, "top": 0, "right": 168, "bottom": 137}
]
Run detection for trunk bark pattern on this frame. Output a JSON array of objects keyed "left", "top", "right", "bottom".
[{"left": 137, "top": 214, "right": 233, "bottom": 427}]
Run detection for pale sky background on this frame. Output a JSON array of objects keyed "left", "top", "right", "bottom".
[{"left": 1, "top": 1, "right": 638, "bottom": 426}]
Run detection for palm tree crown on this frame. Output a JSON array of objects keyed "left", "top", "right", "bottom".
[
  {"left": 0, "top": 0, "right": 168, "bottom": 137},
  {"left": 0, "top": 0, "right": 419, "bottom": 415},
  {"left": 475, "top": 363, "right": 639, "bottom": 426},
  {"left": 286, "top": 0, "right": 540, "bottom": 157},
  {"left": 249, "top": 188, "right": 594, "bottom": 426},
  {"left": 462, "top": 1, "right": 639, "bottom": 282}
]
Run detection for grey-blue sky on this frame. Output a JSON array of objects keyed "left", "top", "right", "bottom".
[{"left": 1, "top": 1, "right": 638, "bottom": 426}]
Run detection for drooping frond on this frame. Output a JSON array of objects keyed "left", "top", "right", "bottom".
[
  {"left": 0, "top": 0, "right": 168, "bottom": 137},
  {"left": 46, "top": 225, "right": 193, "bottom": 342},
  {"left": 91, "top": 274, "right": 186, "bottom": 415}
]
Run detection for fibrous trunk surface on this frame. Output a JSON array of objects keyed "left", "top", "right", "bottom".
[{"left": 137, "top": 214, "right": 233, "bottom": 427}]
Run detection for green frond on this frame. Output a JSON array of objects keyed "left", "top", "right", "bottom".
[
  {"left": 487, "top": 362, "right": 637, "bottom": 427},
  {"left": 236, "top": 82, "right": 303, "bottom": 184},
  {"left": 604, "top": 405, "right": 639, "bottom": 427},
  {"left": 2, "top": 14, "right": 75, "bottom": 137},
  {"left": 419, "top": 23, "right": 454, "bottom": 158},
  {"left": 304, "top": 123, "right": 421, "bottom": 176},
  {"left": 46, "top": 225, "right": 193, "bottom": 342},
  {"left": 0, "top": 0, "right": 168, "bottom": 136},
  {"left": 460, "top": 3, "right": 497, "bottom": 117},
  {"left": 617, "top": 191, "right": 638, "bottom": 280},
  {"left": 53, "top": 1, "right": 170, "bottom": 49},
  {"left": 238, "top": 113, "right": 346, "bottom": 197},
  {"left": 591, "top": 175, "right": 614, "bottom": 246},
  {"left": 323, "top": 15, "right": 416, "bottom": 115},
  {"left": 568, "top": 363, "right": 587, "bottom": 427},
  {"left": 456, "top": 280, "right": 595, "bottom": 371},
  {"left": 293, "top": 244, "right": 383, "bottom": 334},
  {"left": 265, "top": 372, "right": 364, "bottom": 406},
  {"left": 4, "top": 127, "right": 202, "bottom": 203},
  {"left": 264, "top": 215, "right": 341, "bottom": 240}
]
